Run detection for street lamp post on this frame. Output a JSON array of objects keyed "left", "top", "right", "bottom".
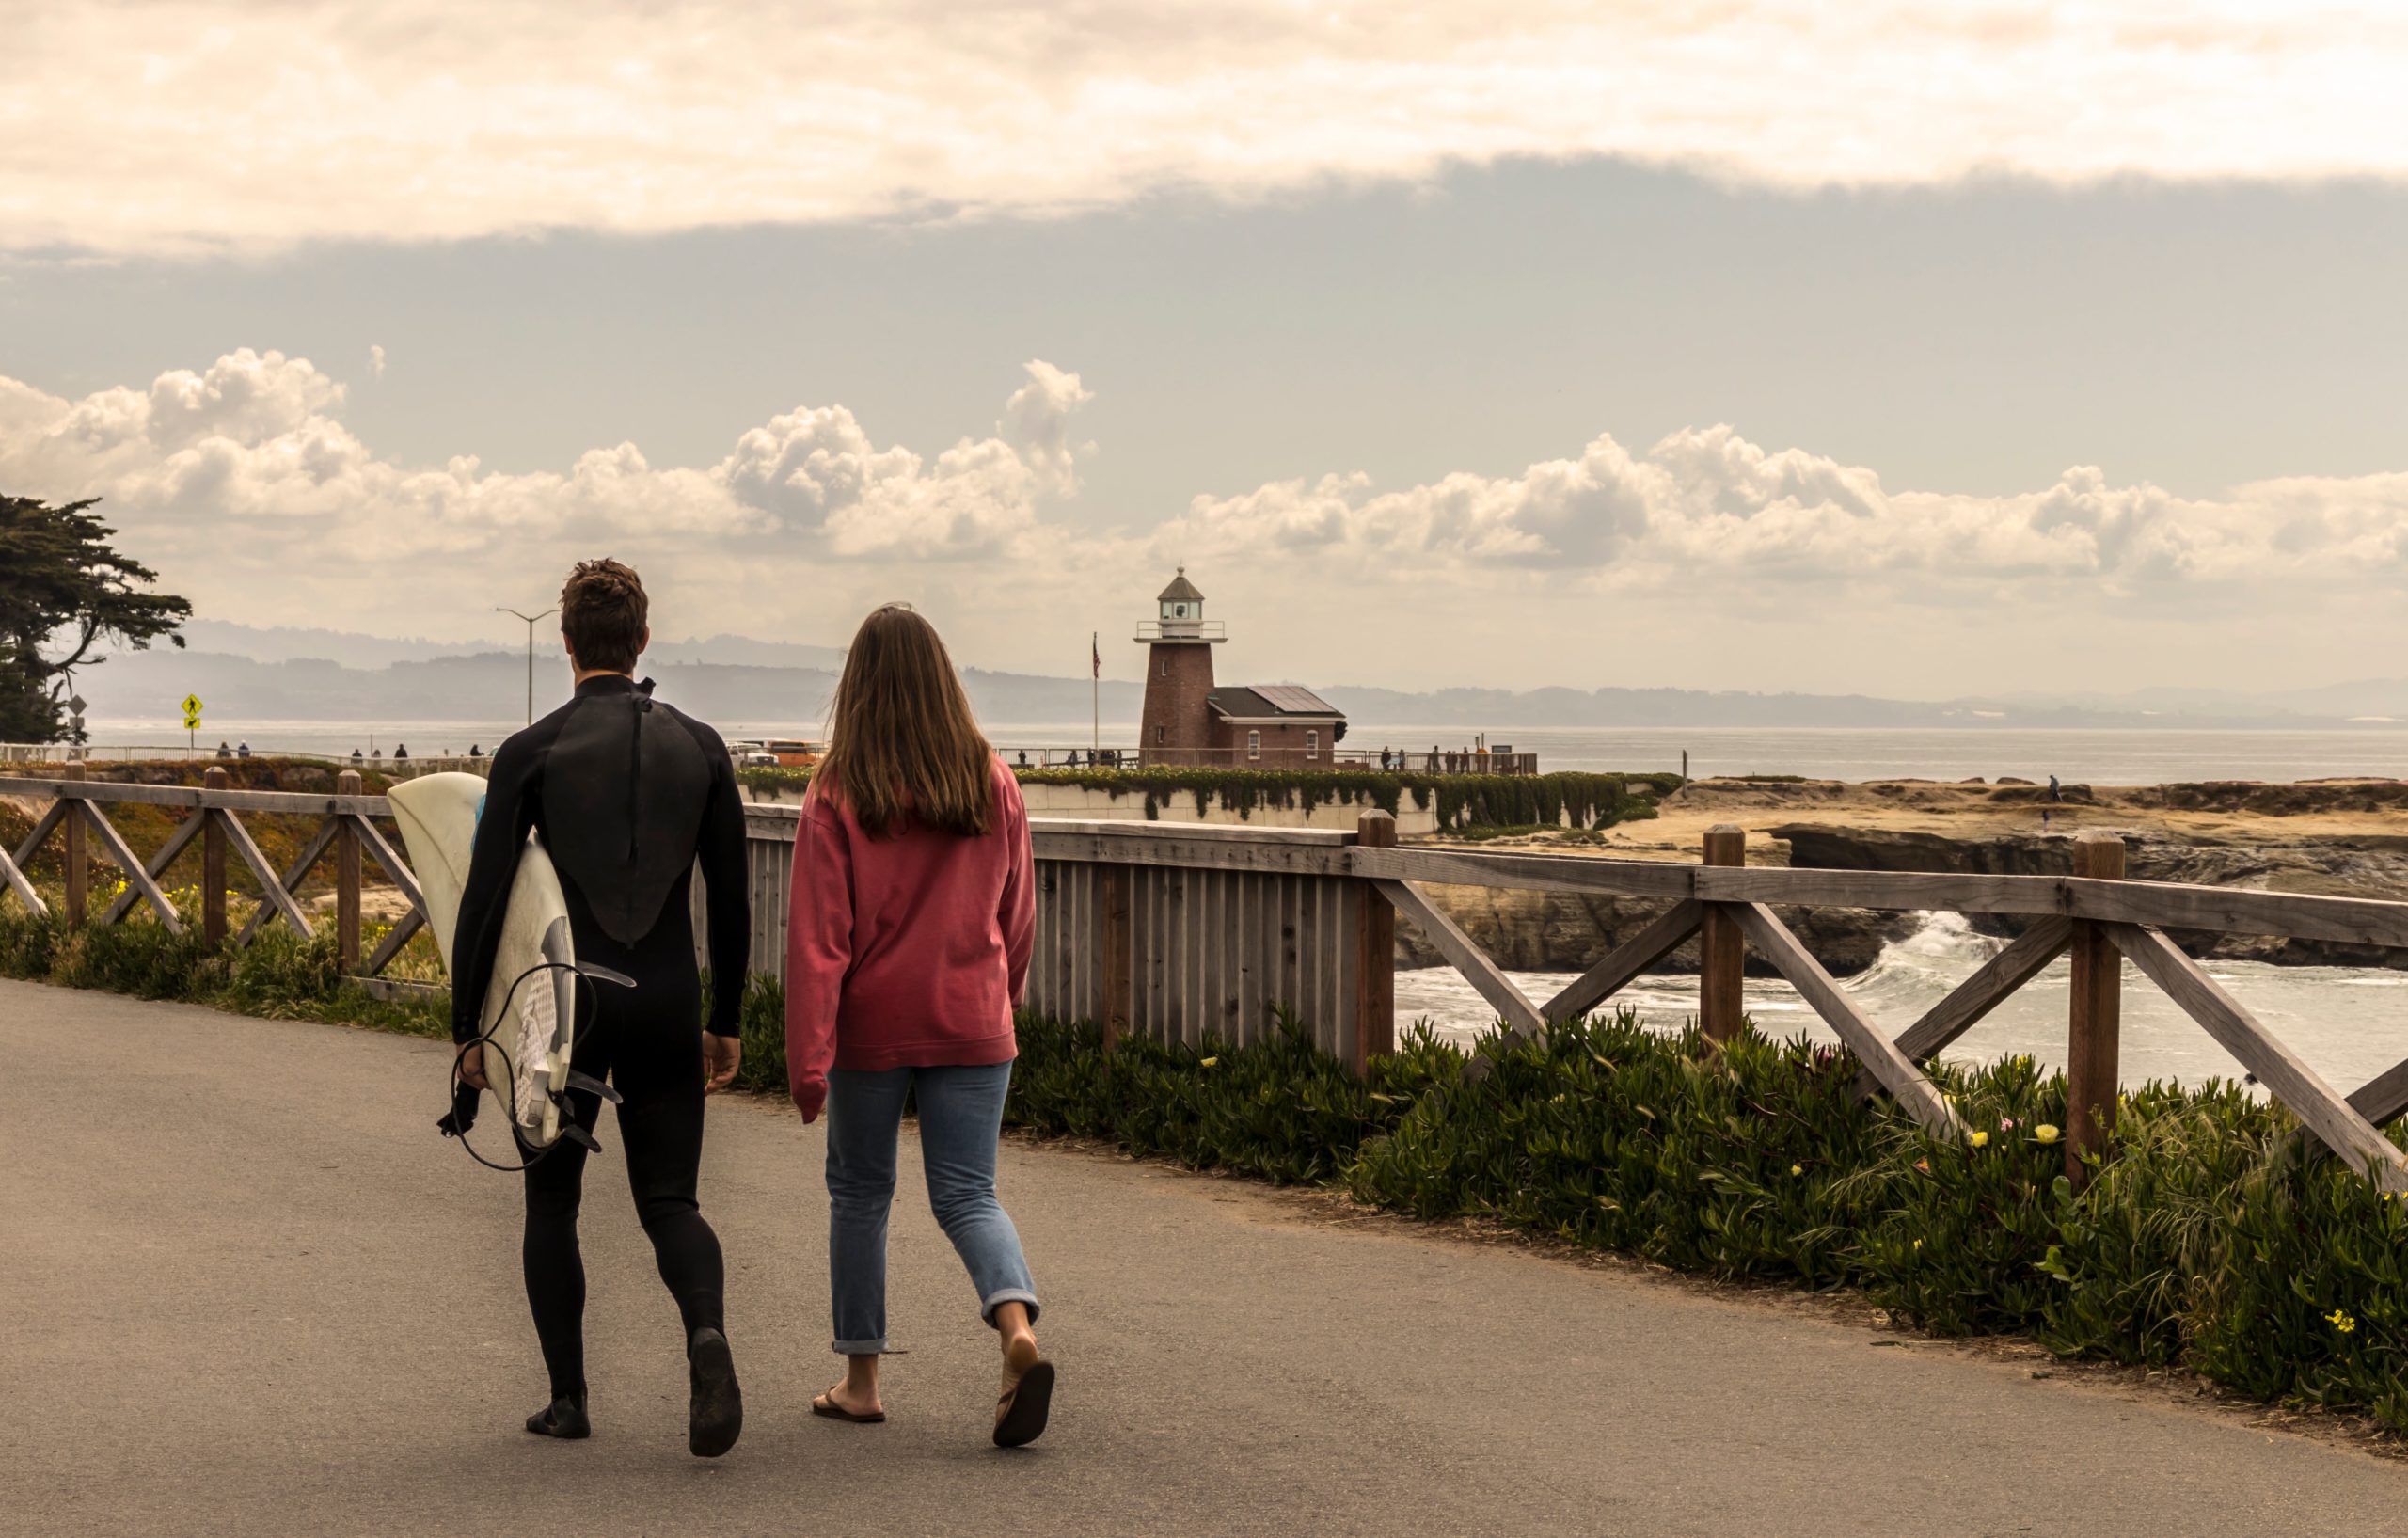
[{"left": 495, "top": 607, "right": 556, "bottom": 726}]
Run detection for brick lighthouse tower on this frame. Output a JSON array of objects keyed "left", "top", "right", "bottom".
[{"left": 1137, "top": 567, "right": 1225, "bottom": 766}]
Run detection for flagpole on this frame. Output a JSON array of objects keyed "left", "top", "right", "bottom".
[{"left": 1090, "top": 631, "right": 1100, "bottom": 754}]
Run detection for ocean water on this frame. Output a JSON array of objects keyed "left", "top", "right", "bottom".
[
  {"left": 1395, "top": 912, "right": 2408, "bottom": 1092},
  {"left": 71, "top": 719, "right": 2408, "bottom": 785}
]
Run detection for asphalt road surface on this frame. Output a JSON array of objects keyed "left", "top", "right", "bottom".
[{"left": 6, "top": 976, "right": 2407, "bottom": 1537}]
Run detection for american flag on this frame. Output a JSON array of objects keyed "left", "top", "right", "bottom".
[{"left": 1091, "top": 632, "right": 1100, "bottom": 679}]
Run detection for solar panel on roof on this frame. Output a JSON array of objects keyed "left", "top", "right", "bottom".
[{"left": 1253, "top": 684, "right": 1335, "bottom": 715}]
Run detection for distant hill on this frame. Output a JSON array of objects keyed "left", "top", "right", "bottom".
[{"left": 64, "top": 620, "right": 2408, "bottom": 732}]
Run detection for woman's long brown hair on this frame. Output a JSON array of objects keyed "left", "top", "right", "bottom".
[{"left": 815, "top": 604, "right": 995, "bottom": 838}]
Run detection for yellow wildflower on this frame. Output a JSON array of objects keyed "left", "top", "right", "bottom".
[
  {"left": 2034, "top": 1123, "right": 2062, "bottom": 1145},
  {"left": 1790, "top": 1164, "right": 1803, "bottom": 1177},
  {"left": 1198, "top": 1056, "right": 1219, "bottom": 1069},
  {"left": 2328, "top": 1308, "right": 2358, "bottom": 1334},
  {"left": 1911, "top": 1239, "right": 1923, "bottom": 1251},
  {"left": 1968, "top": 1131, "right": 1989, "bottom": 1149}
]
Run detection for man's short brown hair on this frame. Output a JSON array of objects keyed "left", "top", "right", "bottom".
[{"left": 560, "top": 559, "right": 648, "bottom": 672}]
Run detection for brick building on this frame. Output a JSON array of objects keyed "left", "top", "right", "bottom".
[{"left": 1135, "top": 570, "right": 1346, "bottom": 768}]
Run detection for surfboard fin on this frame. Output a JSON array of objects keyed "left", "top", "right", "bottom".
[
  {"left": 563, "top": 1070, "right": 623, "bottom": 1104},
  {"left": 561, "top": 1123, "right": 604, "bottom": 1154}
]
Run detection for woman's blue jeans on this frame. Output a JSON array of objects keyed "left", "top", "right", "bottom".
[{"left": 824, "top": 1061, "right": 1038, "bottom": 1355}]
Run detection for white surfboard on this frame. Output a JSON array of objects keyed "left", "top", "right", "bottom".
[{"left": 388, "top": 772, "right": 579, "bottom": 1149}]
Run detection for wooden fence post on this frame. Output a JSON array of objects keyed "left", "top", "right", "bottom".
[
  {"left": 1699, "top": 824, "right": 1745, "bottom": 1043},
  {"left": 1353, "top": 809, "right": 1398, "bottom": 1069},
  {"left": 201, "top": 767, "right": 229, "bottom": 946},
  {"left": 62, "top": 759, "right": 87, "bottom": 926},
  {"left": 2067, "top": 832, "right": 2126, "bottom": 1186},
  {"left": 1100, "top": 864, "right": 1131, "bottom": 1055},
  {"left": 335, "top": 770, "right": 362, "bottom": 969}
]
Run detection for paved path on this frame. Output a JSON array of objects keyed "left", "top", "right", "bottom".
[{"left": 6, "top": 977, "right": 2407, "bottom": 1537}]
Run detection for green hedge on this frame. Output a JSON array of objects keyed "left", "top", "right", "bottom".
[
  {"left": 1006, "top": 1011, "right": 2408, "bottom": 1434},
  {"left": 0, "top": 906, "right": 452, "bottom": 1038},
  {"left": 738, "top": 764, "right": 1677, "bottom": 832}
]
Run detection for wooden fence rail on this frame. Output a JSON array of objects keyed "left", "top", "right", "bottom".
[{"left": 7, "top": 776, "right": 2408, "bottom": 1189}]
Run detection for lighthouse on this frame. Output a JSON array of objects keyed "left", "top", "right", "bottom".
[
  {"left": 1136, "top": 568, "right": 1225, "bottom": 765},
  {"left": 1136, "top": 569, "right": 1345, "bottom": 767}
]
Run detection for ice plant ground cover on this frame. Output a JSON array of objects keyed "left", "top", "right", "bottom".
[{"left": 7, "top": 907, "right": 2407, "bottom": 1435}]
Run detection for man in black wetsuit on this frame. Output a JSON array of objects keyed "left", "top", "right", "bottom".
[{"left": 449, "top": 558, "right": 751, "bottom": 1457}]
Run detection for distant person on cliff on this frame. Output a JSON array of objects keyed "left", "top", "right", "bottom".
[
  {"left": 394, "top": 743, "right": 409, "bottom": 761},
  {"left": 2049, "top": 774, "right": 2062, "bottom": 802},
  {"left": 785, "top": 602, "right": 1051, "bottom": 1448}
]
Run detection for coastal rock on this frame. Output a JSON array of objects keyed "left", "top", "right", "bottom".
[
  {"left": 1392, "top": 884, "right": 1912, "bottom": 977},
  {"left": 1768, "top": 822, "right": 2408, "bottom": 969}
]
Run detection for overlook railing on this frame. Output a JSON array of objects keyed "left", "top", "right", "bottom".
[{"left": 8, "top": 771, "right": 2408, "bottom": 1191}]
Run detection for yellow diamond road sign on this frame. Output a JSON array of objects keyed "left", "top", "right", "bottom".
[{"left": 181, "top": 693, "right": 203, "bottom": 718}]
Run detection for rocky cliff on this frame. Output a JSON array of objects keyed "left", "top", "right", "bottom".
[
  {"left": 1768, "top": 823, "right": 2408, "bottom": 969},
  {"left": 1395, "top": 884, "right": 1913, "bottom": 977}
]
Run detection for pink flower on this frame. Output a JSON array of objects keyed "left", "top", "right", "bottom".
[{"left": 1999, "top": 1117, "right": 2018, "bottom": 1132}]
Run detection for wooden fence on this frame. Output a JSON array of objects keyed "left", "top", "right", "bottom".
[{"left": 9, "top": 772, "right": 2408, "bottom": 1191}]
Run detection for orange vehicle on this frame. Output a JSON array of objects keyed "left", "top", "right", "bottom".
[{"left": 767, "top": 738, "right": 821, "bottom": 768}]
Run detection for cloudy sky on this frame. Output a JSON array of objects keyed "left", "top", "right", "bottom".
[{"left": 6, "top": 1, "right": 2408, "bottom": 696}]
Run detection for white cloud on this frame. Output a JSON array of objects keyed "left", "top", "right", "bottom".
[
  {"left": 1001, "top": 362, "right": 1095, "bottom": 497},
  {"left": 0, "top": 351, "right": 1093, "bottom": 626},
  {"left": 1161, "top": 422, "right": 2408, "bottom": 594},
  {"left": 369, "top": 344, "right": 386, "bottom": 379},
  {"left": 14, "top": 345, "right": 2408, "bottom": 693},
  {"left": 9, "top": 2, "right": 2408, "bottom": 257}
]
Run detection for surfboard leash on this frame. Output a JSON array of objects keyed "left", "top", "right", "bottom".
[{"left": 439, "top": 959, "right": 635, "bottom": 1174}]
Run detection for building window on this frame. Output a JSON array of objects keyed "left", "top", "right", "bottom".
[
  {"left": 1306, "top": 730, "right": 1319, "bottom": 759},
  {"left": 1159, "top": 656, "right": 1167, "bottom": 677},
  {"left": 1155, "top": 724, "right": 1164, "bottom": 745},
  {"left": 1247, "top": 730, "right": 1261, "bottom": 761}
]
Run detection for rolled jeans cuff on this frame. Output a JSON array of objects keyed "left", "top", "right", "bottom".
[
  {"left": 832, "top": 1336, "right": 889, "bottom": 1356},
  {"left": 980, "top": 1289, "right": 1040, "bottom": 1327}
]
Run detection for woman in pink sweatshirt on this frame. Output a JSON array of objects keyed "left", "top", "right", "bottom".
[{"left": 784, "top": 603, "right": 1050, "bottom": 1448}]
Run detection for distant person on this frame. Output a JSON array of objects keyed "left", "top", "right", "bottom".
[
  {"left": 371, "top": 748, "right": 382, "bottom": 760},
  {"left": 1016, "top": 749, "right": 1028, "bottom": 768},
  {"left": 350, "top": 748, "right": 364, "bottom": 764},
  {"left": 786, "top": 603, "right": 1051, "bottom": 1448},
  {"left": 469, "top": 744, "right": 483, "bottom": 758},
  {"left": 450, "top": 558, "right": 752, "bottom": 1456},
  {"left": 394, "top": 743, "right": 409, "bottom": 762},
  {"left": 2048, "top": 774, "right": 2062, "bottom": 802},
  {"left": 214, "top": 740, "right": 232, "bottom": 758},
  {"left": 235, "top": 740, "right": 251, "bottom": 760}
]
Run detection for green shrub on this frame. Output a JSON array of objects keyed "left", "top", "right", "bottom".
[{"left": 1004, "top": 1007, "right": 2408, "bottom": 1435}]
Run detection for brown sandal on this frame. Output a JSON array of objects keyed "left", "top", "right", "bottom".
[
  {"left": 813, "top": 1390, "right": 886, "bottom": 1424},
  {"left": 992, "top": 1359, "right": 1054, "bottom": 1448}
]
